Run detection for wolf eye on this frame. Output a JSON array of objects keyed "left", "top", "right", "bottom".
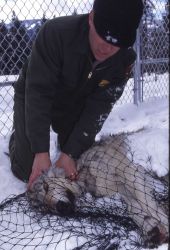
[{"left": 43, "top": 182, "right": 49, "bottom": 192}]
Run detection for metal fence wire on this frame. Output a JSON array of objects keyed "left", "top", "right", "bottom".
[{"left": 0, "top": 0, "right": 169, "bottom": 136}]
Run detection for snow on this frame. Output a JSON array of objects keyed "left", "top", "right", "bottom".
[
  {"left": 0, "top": 97, "right": 168, "bottom": 249},
  {"left": 0, "top": 72, "right": 168, "bottom": 136},
  {"left": 0, "top": 75, "right": 169, "bottom": 249}
]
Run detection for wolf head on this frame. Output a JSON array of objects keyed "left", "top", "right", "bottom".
[{"left": 27, "top": 167, "right": 82, "bottom": 215}]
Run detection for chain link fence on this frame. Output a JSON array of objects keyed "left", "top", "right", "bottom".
[
  {"left": 138, "top": 0, "right": 169, "bottom": 102},
  {"left": 0, "top": 0, "right": 169, "bottom": 136}
]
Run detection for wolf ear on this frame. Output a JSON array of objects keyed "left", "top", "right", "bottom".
[{"left": 47, "top": 166, "right": 66, "bottom": 178}]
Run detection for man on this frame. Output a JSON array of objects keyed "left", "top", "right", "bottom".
[{"left": 9, "top": 0, "right": 143, "bottom": 188}]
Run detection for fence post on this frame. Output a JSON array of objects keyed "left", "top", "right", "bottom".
[{"left": 134, "top": 26, "right": 143, "bottom": 105}]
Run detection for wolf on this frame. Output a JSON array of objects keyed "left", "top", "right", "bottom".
[{"left": 28, "top": 134, "right": 169, "bottom": 246}]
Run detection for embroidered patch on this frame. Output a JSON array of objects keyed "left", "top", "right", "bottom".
[
  {"left": 98, "top": 80, "right": 110, "bottom": 87},
  {"left": 105, "top": 31, "right": 118, "bottom": 44}
]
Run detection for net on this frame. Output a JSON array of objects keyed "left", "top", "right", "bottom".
[{"left": 0, "top": 135, "right": 168, "bottom": 250}]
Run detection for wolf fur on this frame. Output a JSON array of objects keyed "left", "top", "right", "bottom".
[{"left": 28, "top": 134, "right": 169, "bottom": 245}]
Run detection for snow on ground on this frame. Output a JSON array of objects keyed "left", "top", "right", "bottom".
[
  {"left": 0, "top": 97, "right": 168, "bottom": 250},
  {"left": 0, "top": 73, "right": 169, "bottom": 249},
  {"left": 0, "top": 72, "right": 168, "bottom": 136}
]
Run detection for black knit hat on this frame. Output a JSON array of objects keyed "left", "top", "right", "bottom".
[{"left": 93, "top": 0, "right": 144, "bottom": 48}]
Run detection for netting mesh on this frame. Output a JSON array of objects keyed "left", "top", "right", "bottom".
[
  {"left": 0, "top": 134, "right": 168, "bottom": 250},
  {"left": 0, "top": 193, "right": 143, "bottom": 250}
]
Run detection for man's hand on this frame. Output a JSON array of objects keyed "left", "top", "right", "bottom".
[
  {"left": 28, "top": 152, "right": 51, "bottom": 189},
  {"left": 56, "top": 152, "right": 78, "bottom": 181}
]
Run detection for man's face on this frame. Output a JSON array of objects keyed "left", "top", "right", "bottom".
[{"left": 89, "top": 12, "right": 120, "bottom": 62}]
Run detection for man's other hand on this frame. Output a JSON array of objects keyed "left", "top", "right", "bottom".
[
  {"left": 56, "top": 152, "right": 78, "bottom": 181},
  {"left": 28, "top": 152, "right": 51, "bottom": 189}
]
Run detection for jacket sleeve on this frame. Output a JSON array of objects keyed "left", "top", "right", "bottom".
[
  {"left": 62, "top": 49, "right": 136, "bottom": 159},
  {"left": 62, "top": 78, "right": 127, "bottom": 159},
  {"left": 25, "top": 21, "right": 62, "bottom": 153}
]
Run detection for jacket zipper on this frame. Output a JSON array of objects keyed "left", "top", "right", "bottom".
[
  {"left": 88, "top": 71, "right": 92, "bottom": 79},
  {"left": 87, "top": 58, "right": 98, "bottom": 79},
  {"left": 87, "top": 57, "right": 110, "bottom": 80},
  {"left": 87, "top": 64, "right": 110, "bottom": 79}
]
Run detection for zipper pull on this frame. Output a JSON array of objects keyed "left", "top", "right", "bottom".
[{"left": 88, "top": 71, "right": 92, "bottom": 79}]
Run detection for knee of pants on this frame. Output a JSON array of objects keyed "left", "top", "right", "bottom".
[
  {"left": 9, "top": 135, "right": 33, "bottom": 182},
  {"left": 11, "top": 162, "right": 30, "bottom": 182},
  {"left": 9, "top": 152, "right": 31, "bottom": 182},
  {"left": 9, "top": 129, "right": 35, "bottom": 180}
]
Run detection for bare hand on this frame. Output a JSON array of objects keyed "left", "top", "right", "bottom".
[
  {"left": 56, "top": 152, "right": 78, "bottom": 181},
  {"left": 28, "top": 152, "right": 51, "bottom": 189}
]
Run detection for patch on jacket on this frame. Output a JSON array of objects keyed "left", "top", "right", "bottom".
[{"left": 98, "top": 80, "right": 110, "bottom": 87}]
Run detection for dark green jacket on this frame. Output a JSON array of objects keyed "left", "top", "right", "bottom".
[{"left": 21, "top": 14, "right": 136, "bottom": 159}]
